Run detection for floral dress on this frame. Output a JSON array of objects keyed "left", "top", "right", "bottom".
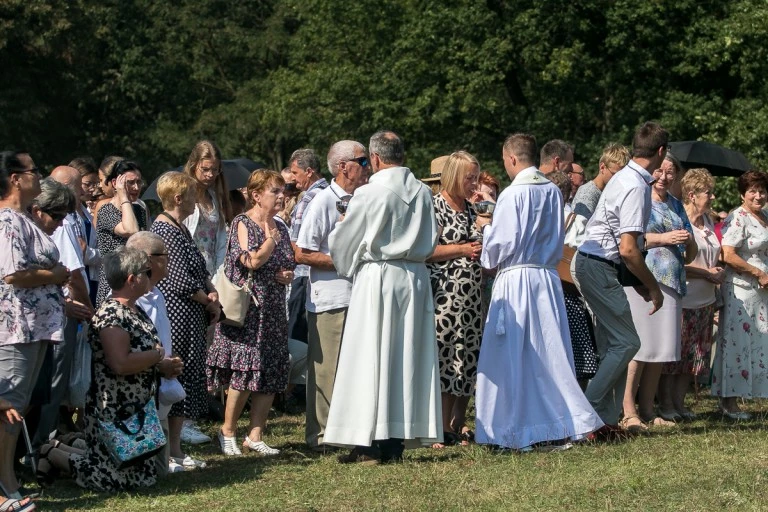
[
  {"left": 711, "top": 207, "right": 768, "bottom": 398},
  {"left": 152, "top": 220, "right": 210, "bottom": 420},
  {"left": 207, "top": 214, "right": 296, "bottom": 393},
  {"left": 96, "top": 203, "right": 147, "bottom": 306},
  {"left": 0, "top": 208, "right": 64, "bottom": 346},
  {"left": 426, "top": 194, "right": 483, "bottom": 396},
  {"left": 71, "top": 299, "right": 159, "bottom": 491},
  {"left": 192, "top": 201, "right": 221, "bottom": 277}
]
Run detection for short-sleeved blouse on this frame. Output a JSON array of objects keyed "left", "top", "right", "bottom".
[
  {"left": 645, "top": 195, "right": 692, "bottom": 296},
  {"left": 721, "top": 207, "right": 768, "bottom": 290},
  {"left": 0, "top": 208, "right": 64, "bottom": 346},
  {"left": 96, "top": 203, "right": 148, "bottom": 305}
]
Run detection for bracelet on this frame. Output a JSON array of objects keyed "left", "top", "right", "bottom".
[
  {"left": 156, "top": 348, "right": 163, "bottom": 363},
  {"left": 121, "top": 201, "right": 131, "bottom": 205}
]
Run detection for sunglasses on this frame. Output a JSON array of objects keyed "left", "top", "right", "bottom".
[
  {"left": 46, "top": 211, "right": 68, "bottom": 222},
  {"left": 136, "top": 267, "right": 152, "bottom": 279},
  {"left": 348, "top": 156, "right": 369, "bottom": 168}
]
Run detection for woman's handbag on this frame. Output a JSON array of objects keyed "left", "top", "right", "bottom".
[
  {"left": 214, "top": 265, "right": 253, "bottom": 328},
  {"left": 98, "top": 380, "right": 166, "bottom": 469}
]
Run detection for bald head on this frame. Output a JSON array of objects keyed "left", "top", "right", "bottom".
[{"left": 50, "top": 166, "right": 83, "bottom": 204}]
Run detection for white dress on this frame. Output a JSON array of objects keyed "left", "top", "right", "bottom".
[
  {"left": 323, "top": 166, "right": 443, "bottom": 448},
  {"left": 474, "top": 167, "right": 603, "bottom": 449}
]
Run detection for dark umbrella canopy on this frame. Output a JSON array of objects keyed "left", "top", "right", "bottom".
[
  {"left": 142, "top": 158, "right": 265, "bottom": 201},
  {"left": 669, "top": 141, "right": 752, "bottom": 177}
]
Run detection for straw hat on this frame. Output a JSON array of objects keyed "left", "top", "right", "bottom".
[{"left": 422, "top": 155, "right": 449, "bottom": 183}]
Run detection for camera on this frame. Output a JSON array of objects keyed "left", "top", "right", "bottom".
[{"left": 336, "top": 200, "right": 349, "bottom": 215}]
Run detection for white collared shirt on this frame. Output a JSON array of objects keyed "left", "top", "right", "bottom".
[
  {"left": 296, "top": 179, "right": 352, "bottom": 313},
  {"left": 52, "top": 213, "right": 87, "bottom": 296},
  {"left": 579, "top": 160, "right": 653, "bottom": 262}
]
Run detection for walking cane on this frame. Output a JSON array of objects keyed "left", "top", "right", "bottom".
[{"left": 21, "top": 418, "right": 37, "bottom": 476}]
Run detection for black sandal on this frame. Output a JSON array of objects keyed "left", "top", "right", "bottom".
[
  {"left": 442, "top": 431, "right": 462, "bottom": 446},
  {"left": 35, "top": 445, "right": 59, "bottom": 487},
  {"left": 459, "top": 429, "right": 475, "bottom": 444}
]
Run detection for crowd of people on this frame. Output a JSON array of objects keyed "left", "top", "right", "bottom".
[{"left": 1, "top": 122, "right": 767, "bottom": 510}]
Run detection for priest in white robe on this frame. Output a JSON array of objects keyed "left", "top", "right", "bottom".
[
  {"left": 474, "top": 133, "right": 603, "bottom": 450},
  {"left": 324, "top": 131, "right": 442, "bottom": 463}
]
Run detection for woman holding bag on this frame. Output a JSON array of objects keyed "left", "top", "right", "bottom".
[
  {"left": 35, "top": 248, "right": 163, "bottom": 491},
  {"left": 207, "top": 170, "right": 295, "bottom": 456}
]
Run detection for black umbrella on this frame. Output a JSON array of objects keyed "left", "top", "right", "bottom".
[
  {"left": 669, "top": 141, "right": 752, "bottom": 177},
  {"left": 142, "top": 159, "right": 266, "bottom": 201}
]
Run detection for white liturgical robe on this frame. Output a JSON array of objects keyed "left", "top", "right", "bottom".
[
  {"left": 475, "top": 167, "right": 603, "bottom": 449},
  {"left": 323, "top": 166, "right": 443, "bottom": 448}
]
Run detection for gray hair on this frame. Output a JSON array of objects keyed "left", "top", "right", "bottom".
[
  {"left": 369, "top": 131, "right": 404, "bottom": 166},
  {"left": 103, "top": 247, "right": 148, "bottom": 291},
  {"left": 327, "top": 140, "right": 366, "bottom": 177},
  {"left": 540, "top": 139, "right": 573, "bottom": 166},
  {"left": 288, "top": 148, "right": 321, "bottom": 173},
  {"left": 664, "top": 151, "right": 683, "bottom": 176},
  {"left": 31, "top": 178, "right": 76, "bottom": 214},
  {"left": 126, "top": 231, "right": 166, "bottom": 255}
]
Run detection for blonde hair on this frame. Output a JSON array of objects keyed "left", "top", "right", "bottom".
[
  {"left": 246, "top": 169, "right": 284, "bottom": 207},
  {"left": 183, "top": 140, "right": 232, "bottom": 225},
  {"left": 157, "top": 171, "right": 198, "bottom": 211},
  {"left": 680, "top": 168, "right": 715, "bottom": 205},
  {"left": 440, "top": 151, "right": 480, "bottom": 197},
  {"left": 599, "top": 143, "right": 630, "bottom": 169}
]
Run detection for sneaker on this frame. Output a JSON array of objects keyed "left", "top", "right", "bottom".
[
  {"left": 168, "top": 458, "right": 186, "bottom": 473},
  {"left": 170, "top": 454, "right": 207, "bottom": 470},
  {"left": 181, "top": 422, "right": 212, "bottom": 445}
]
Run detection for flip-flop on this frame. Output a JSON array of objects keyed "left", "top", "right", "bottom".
[{"left": 0, "top": 497, "right": 36, "bottom": 512}]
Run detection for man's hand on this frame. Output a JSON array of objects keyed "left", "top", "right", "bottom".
[
  {"left": 648, "top": 285, "right": 664, "bottom": 315},
  {"left": 65, "top": 299, "right": 94, "bottom": 321}
]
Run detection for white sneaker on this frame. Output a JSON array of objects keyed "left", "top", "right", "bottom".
[
  {"left": 170, "top": 454, "right": 208, "bottom": 470},
  {"left": 181, "top": 422, "right": 212, "bottom": 444},
  {"left": 168, "top": 458, "right": 186, "bottom": 473}
]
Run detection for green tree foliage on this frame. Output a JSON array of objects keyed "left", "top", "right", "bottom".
[{"left": 1, "top": 0, "right": 766, "bottom": 209}]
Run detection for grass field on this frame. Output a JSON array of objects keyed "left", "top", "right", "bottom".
[{"left": 35, "top": 395, "right": 768, "bottom": 511}]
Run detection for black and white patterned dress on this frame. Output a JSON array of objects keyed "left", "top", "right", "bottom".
[
  {"left": 151, "top": 219, "right": 210, "bottom": 420},
  {"left": 95, "top": 203, "right": 147, "bottom": 306},
  {"left": 427, "top": 194, "right": 483, "bottom": 397},
  {"left": 71, "top": 300, "right": 159, "bottom": 491}
]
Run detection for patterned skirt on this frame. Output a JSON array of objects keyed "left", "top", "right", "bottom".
[
  {"left": 663, "top": 305, "right": 715, "bottom": 376},
  {"left": 564, "top": 292, "right": 598, "bottom": 380}
]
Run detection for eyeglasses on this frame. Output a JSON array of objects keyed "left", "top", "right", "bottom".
[
  {"left": 150, "top": 252, "right": 168, "bottom": 257},
  {"left": 136, "top": 267, "right": 152, "bottom": 278},
  {"left": 347, "top": 156, "right": 369, "bottom": 168},
  {"left": 46, "top": 211, "right": 68, "bottom": 222},
  {"left": 12, "top": 167, "right": 42, "bottom": 177},
  {"left": 569, "top": 170, "right": 585, "bottom": 176},
  {"left": 198, "top": 164, "right": 221, "bottom": 176},
  {"left": 82, "top": 180, "right": 100, "bottom": 189},
  {"left": 125, "top": 179, "right": 145, "bottom": 188}
]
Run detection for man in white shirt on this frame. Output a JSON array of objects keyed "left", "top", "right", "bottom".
[
  {"left": 572, "top": 122, "right": 668, "bottom": 437},
  {"left": 296, "top": 140, "right": 370, "bottom": 451},
  {"left": 34, "top": 166, "right": 95, "bottom": 446}
]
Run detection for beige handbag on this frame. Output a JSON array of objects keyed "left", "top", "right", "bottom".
[{"left": 213, "top": 266, "right": 253, "bottom": 328}]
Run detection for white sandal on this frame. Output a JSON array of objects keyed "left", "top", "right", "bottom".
[
  {"left": 218, "top": 430, "right": 242, "bottom": 456},
  {"left": 243, "top": 435, "right": 280, "bottom": 456}
]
